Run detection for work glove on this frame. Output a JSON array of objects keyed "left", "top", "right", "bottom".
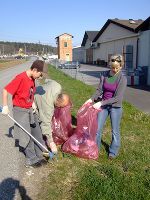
[
  {"left": 49, "top": 142, "right": 58, "bottom": 154},
  {"left": 84, "top": 98, "right": 92, "bottom": 105},
  {"left": 32, "top": 101, "right": 37, "bottom": 113},
  {"left": 93, "top": 102, "right": 102, "bottom": 110},
  {"left": 2, "top": 105, "right": 9, "bottom": 115}
]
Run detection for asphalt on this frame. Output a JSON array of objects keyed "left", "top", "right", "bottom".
[
  {"left": 59, "top": 64, "right": 150, "bottom": 115},
  {"left": 0, "top": 60, "right": 35, "bottom": 200}
]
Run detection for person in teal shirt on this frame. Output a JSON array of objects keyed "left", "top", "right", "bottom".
[{"left": 84, "top": 54, "right": 127, "bottom": 159}]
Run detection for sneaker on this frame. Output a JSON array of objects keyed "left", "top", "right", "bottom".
[
  {"left": 39, "top": 159, "right": 48, "bottom": 166},
  {"left": 108, "top": 156, "right": 114, "bottom": 160},
  {"left": 108, "top": 155, "right": 116, "bottom": 160}
]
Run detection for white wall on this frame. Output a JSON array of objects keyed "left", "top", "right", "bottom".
[
  {"left": 97, "top": 23, "right": 136, "bottom": 43},
  {"left": 93, "top": 23, "right": 138, "bottom": 68},
  {"left": 138, "top": 30, "right": 150, "bottom": 66},
  {"left": 138, "top": 30, "right": 150, "bottom": 85},
  {"left": 94, "top": 38, "right": 137, "bottom": 66},
  {"left": 84, "top": 38, "right": 92, "bottom": 49}
]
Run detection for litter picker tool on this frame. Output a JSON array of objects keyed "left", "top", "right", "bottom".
[{"left": 0, "top": 106, "right": 55, "bottom": 160}]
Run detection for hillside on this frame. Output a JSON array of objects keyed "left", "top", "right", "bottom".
[{"left": 0, "top": 41, "right": 57, "bottom": 55}]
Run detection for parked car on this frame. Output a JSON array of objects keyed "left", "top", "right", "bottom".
[
  {"left": 58, "top": 61, "right": 80, "bottom": 69},
  {"left": 15, "top": 55, "right": 24, "bottom": 59}
]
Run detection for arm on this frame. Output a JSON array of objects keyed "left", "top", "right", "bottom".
[
  {"left": 2, "top": 75, "right": 22, "bottom": 115},
  {"left": 2, "top": 89, "right": 10, "bottom": 115},
  {"left": 35, "top": 87, "right": 55, "bottom": 143},
  {"left": 37, "top": 95, "right": 57, "bottom": 153},
  {"left": 40, "top": 104, "right": 54, "bottom": 143},
  {"left": 3, "top": 89, "right": 8, "bottom": 106}
]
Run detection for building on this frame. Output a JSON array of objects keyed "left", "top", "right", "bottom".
[
  {"left": 92, "top": 19, "right": 144, "bottom": 68},
  {"left": 81, "top": 17, "right": 150, "bottom": 85},
  {"left": 73, "top": 46, "right": 85, "bottom": 63},
  {"left": 55, "top": 33, "right": 73, "bottom": 62},
  {"left": 92, "top": 17, "right": 150, "bottom": 85},
  {"left": 136, "top": 17, "right": 150, "bottom": 85},
  {"left": 81, "top": 31, "right": 99, "bottom": 64}
]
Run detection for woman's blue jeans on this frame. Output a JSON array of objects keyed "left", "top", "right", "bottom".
[{"left": 96, "top": 106, "right": 122, "bottom": 157}]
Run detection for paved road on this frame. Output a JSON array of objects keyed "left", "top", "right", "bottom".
[
  {"left": 0, "top": 59, "right": 36, "bottom": 200},
  {"left": 58, "top": 64, "right": 150, "bottom": 114}
]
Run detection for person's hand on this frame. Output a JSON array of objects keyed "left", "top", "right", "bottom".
[
  {"left": 2, "top": 105, "right": 9, "bottom": 115},
  {"left": 84, "top": 98, "right": 92, "bottom": 105},
  {"left": 49, "top": 142, "right": 58, "bottom": 154},
  {"left": 93, "top": 102, "right": 102, "bottom": 110},
  {"left": 32, "top": 101, "right": 37, "bottom": 113}
]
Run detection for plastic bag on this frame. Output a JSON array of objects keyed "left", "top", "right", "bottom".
[
  {"left": 52, "top": 104, "right": 73, "bottom": 145},
  {"left": 62, "top": 103, "right": 100, "bottom": 160}
]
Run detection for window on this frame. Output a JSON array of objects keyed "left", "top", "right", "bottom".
[
  {"left": 97, "top": 43, "right": 100, "bottom": 47},
  {"left": 64, "top": 42, "right": 67, "bottom": 47}
]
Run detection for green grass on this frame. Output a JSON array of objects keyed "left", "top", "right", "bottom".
[{"left": 38, "top": 65, "right": 150, "bottom": 200}]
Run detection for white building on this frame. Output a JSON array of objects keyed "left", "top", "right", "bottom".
[
  {"left": 137, "top": 17, "right": 150, "bottom": 85},
  {"left": 92, "top": 19, "right": 144, "bottom": 69},
  {"left": 82, "top": 17, "right": 150, "bottom": 85}
]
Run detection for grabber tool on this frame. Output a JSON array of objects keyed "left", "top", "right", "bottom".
[{"left": 0, "top": 106, "right": 57, "bottom": 160}]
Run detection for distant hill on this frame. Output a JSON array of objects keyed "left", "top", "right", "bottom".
[{"left": 0, "top": 41, "right": 57, "bottom": 55}]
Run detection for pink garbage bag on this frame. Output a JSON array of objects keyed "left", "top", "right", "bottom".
[
  {"left": 62, "top": 103, "right": 100, "bottom": 160},
  {"left": 52, "top": 104, "right": 73, "bottom": 145}
]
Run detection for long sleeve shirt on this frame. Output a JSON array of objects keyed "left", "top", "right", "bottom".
[
  {"left": 34, "top": 79, "right": 62, "bottom": 142},
  {"left": 92, "top": 71, "right": 127, "bottom": 107}
]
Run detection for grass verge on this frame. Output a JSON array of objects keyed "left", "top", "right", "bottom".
[{"left": 38, "top": 65, "right": 150, "bottom": 200}]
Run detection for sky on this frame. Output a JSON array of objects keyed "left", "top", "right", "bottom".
[{"left": 0, "top": 0, "right": 150, "bottom": 47}]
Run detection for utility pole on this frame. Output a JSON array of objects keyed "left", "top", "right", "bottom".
[
  {"left": 24, "top": 44, "right": 26, "bottom": 55},
  {"left": 0, "top": 44, "right": 5, "bottom": 57},
  {"left": 24, "top": 44, "right": 27, "bottom": 60},
  {"left": 3, "top": 44, "right": 4, "bottom": 56}
]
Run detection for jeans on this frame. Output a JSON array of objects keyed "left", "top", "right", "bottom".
[{"left": 96, "top": 106, "right": 122, "bottom": 157}]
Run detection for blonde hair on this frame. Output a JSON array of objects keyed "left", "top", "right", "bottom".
[{"left": 109, "top": 54, "right": 124, "bottom": 68}]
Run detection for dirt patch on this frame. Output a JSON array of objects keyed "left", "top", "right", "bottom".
[{"left": 18, "top": 162, "right": 52, "bottom": 200}]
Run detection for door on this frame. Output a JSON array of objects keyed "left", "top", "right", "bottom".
[{"left": 66, "top": 54, "right": 70, "bottom": 61}]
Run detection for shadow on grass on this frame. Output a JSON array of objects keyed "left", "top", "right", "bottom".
[{"left": 101, "top": 140, "right": 109, "bottom": 155}]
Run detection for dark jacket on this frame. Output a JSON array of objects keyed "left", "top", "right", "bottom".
[{"left": 92, "top": 71, "right": 127, "bottom": 107}]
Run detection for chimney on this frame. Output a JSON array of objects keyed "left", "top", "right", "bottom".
[{"left": 129, "top": 19, "right": 136, "bottom": 24}]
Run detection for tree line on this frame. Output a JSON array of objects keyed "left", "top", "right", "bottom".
[{"left": 0, "top": 41, "right": 57, "bottom": 55}]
